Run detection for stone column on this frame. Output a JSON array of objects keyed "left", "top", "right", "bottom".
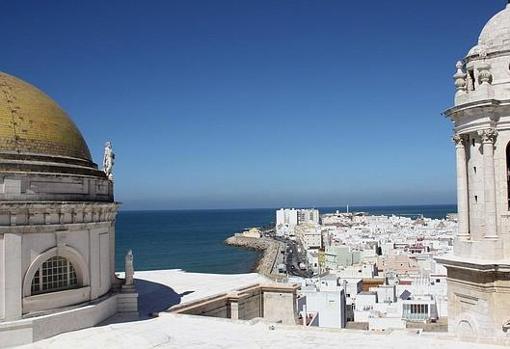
[
  {"left": 479, "top": 128, "right": 498, "bottom": 239},
  {"left": 453, "top": 134, "right": 470, "bottom": 240}
]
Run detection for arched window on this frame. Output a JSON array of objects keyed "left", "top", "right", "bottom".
[{"left": 30, "top": 256, "right": 78, "bottom": 295}]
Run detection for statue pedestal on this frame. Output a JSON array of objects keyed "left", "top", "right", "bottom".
[{"left": 118, "top": 286, "right": 138, "bottom": 313}]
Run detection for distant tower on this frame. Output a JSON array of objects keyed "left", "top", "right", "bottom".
[{"left": 438, "top": 3, "right": 510, "bottom": 340}]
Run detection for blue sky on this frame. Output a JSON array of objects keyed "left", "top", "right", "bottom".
[{"left": 0, "top": 1, "right": 504, "bottom": 209}]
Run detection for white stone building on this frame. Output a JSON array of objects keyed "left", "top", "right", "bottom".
[
  {"left": 275, "top": 208, "right": 299, "bottom": 237},
  {"left": 0, "top": 71, "right": 135, "bottom": 347},
  {"left": 301, "top": 289, "right": 346, "bottom": 329},
  {"left": 275, "top": 208, "right": 319, "bottom": 237},
  {"left": 295, "top": 222, "right": 322, "bottom": 250},
  {"left": 436, "top": 2, "right": 510, "bottom": 342}
]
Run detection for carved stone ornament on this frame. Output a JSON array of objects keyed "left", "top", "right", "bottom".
[
  {"left": 478, "top": 128, "right": 498, "bottom": 143},
  {"left": 477, "top": 45, "right": 488, "bottom": 59},
  {"left": 452, "top": 134, "right": 467, "bottom": 146},
  {"left": 453, "top": 61, "right": 467, "bottom": 92},
  {"left": 478, "top": 62, "right": 492, "bottom": 85}
]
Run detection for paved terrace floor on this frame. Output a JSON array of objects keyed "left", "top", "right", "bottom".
[{"left": 21, "top": 312, "right": 504, "bottom": 349}]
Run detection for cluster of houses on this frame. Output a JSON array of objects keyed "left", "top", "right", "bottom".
[{"left": 277, "top": 209, "right": 455, "bottom": 331}]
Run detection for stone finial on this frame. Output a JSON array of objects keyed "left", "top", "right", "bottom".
[
  {"left": 124, "top": 249, "right": 134, "bottom": 286},
  {"left": 478, "top": 62, "right": 493, "bottom": 85},
  {"left": 102, "top": 141, "right": 115, "bottom": 181},
  {"left": 478, "top": 128, "right": 498, "bottom": 144},
  {"left": 453, "top": 61, "right": 467, "bottom": 93}
]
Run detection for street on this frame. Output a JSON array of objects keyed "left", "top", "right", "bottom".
[{"left": 273, "top": 236, "right": 313, "bottom": 278}]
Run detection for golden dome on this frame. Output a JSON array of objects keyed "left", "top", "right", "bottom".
[{"left": 0, "top": 72, "right": 92, "bottom": 161}]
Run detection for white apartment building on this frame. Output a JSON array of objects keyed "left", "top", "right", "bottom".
[
  {"left": 275, "top": 209, "right": 299, "bottom": 237},
  {"left": 275, "top": 208, "right": 320, "bottom": 237},
  {"left": 297, "top": 209, "right": 320, "bottom": 225}
]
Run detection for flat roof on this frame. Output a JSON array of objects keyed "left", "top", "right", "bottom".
[{"left": 22, "top": 311, "right": 501, "bottom": 349}]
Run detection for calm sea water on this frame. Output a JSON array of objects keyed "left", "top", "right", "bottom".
[{"left": 115, "top": 205, "right": 456, "bottom": 274}]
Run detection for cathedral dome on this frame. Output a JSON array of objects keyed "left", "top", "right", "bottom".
[
  {"left": 477, "top": 4, "right": 510, "bottom": 54},
  {"left": 0, "top": 72, "right": 92, "bottom": 161}
]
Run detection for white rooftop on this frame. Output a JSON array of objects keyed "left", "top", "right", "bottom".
[
  {"left": 122, "top": 269, "right": 270, "bottom": 318},
  {"left": 21, "top": 312, "right": 502, "bottom": 349},
  {"left": 15, "top": 270, "right": 502, "bottom": 349}
]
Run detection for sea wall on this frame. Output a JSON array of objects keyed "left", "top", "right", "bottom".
[{"left": 224, "top": 236, "right": 285, "bottom": 280}]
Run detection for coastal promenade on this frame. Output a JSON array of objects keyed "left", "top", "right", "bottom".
[{"left": 225, "top": 235, "right": 285, "bottom": 280}]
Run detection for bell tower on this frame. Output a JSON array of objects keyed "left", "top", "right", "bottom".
[{"left": 437, "top": 2, "right": 510, "bottom": 341}]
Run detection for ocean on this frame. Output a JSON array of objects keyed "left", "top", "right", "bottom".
[{"left": 115, "top": 204, "right": 456, "bottom": 274}]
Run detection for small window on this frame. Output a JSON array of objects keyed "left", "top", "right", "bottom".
[
  {"left": 474, "top": 167, "right": 477, "bottom": 174},
  {"left": 472, "top": 138, "right": 476, "bottom": 147},
  {"left": 475, "top": 195, "right": 478, "bottom": 203}
]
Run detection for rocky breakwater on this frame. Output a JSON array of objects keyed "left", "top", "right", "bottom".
[{"left": 225, "top": 235, "right": 284, "bottom": 280}]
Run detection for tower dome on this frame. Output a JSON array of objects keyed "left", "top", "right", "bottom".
[
  {"left": 476, "top": 3, "right": 510, "bottom": 54},
  {"left": 0, "top": 72, "right": 91, "bottom": 161},
  {"left": 0, "top": 70, "right": 120, "bottom": 331}
]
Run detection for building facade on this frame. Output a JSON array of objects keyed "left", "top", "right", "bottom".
[
  {"left": 275, "top": 208, "right": 319, "bottom": 237},
  {"left": 437, "top": 3, "right": 510, "bottom": 341}
]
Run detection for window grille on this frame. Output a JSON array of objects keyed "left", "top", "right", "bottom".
[{"left": 30, "top": 256, "right": 78, "bottom": 295}]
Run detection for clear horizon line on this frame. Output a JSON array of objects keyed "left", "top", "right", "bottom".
[{"left": 117, "top": 203, "right": 457, "bottom": 212}]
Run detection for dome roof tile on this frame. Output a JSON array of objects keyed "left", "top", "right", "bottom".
[{"left": 0, "top": 72, "right": 92, "bottom": 161}]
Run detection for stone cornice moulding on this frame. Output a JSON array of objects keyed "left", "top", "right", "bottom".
[
  {"left": 0, "top": 220, "right": 115, "bottom": 234},
  {"left": 444, "top": 99, "right": 507, "bottom": 119},
  {"left": 436, "top": 255, "right": 510, "bottom": 273},
  {"left": 0, "top": 202, "right": 119, "bottom": 228},
  {"left": 465, "top": 49, "right": 510, "bottom": 62}
]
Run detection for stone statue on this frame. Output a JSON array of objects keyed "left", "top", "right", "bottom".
[
  {"left": 125, "top": 249, "right": 134, "bottom": 286},
  {"left": 103, "top": 141, "right": 115, "bottom": 180}
]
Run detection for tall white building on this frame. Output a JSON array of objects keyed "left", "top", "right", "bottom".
[
  {"left": 275, "top": 208, "right": 319, "bottom": 237},
  {"left": 275, "top": 209, "right": 299, "bottom": 237},
  {"left": 297, "top": 209, "right": 320, "bottom": 225},
  {"left": 437, "top": 2, "right": 510, "bottom": 341}
]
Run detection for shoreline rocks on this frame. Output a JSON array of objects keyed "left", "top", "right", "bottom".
[{"left": 225, "top": 235, "right": 285, "bottom": 280}]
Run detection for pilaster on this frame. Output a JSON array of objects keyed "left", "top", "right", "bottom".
[
  {"left": 478, "top": 128, "right": 498, "bottom": 239},
  {"left": 454, "top": 134, "right": 470, "bottom": 240}
]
